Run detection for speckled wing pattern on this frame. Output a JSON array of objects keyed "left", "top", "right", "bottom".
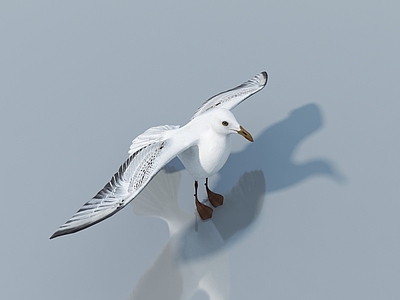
[
  {"left": 50, "top": 139, "right": 183, "bottom": 239},
  {"left": 191, "top": 71, "right": 268, "bottom": 120}
]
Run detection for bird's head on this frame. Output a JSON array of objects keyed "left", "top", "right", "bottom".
[{"left": 210, "top": 108, "right": 254, "bottom": 142}]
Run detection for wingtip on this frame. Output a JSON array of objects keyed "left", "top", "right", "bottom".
[
  {"left": 250, "top": 71, "right": 268, "bottom": 88},
  {"left": 49, "top": 230, "right": 62, "bottom": 239},
  {"left": 260, "top": 71, "right": 268, "bottom": 86},
  {"left": 49, "top": 225, "right": 79, "bottom": 239},
  {"left": 49, "top": 227, "right": 79, "bottom": 239}
]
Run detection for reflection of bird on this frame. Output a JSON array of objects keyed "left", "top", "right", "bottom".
[
  {"left": 51, "top": 72, "right": 268, "bottom": 238},
  {"left": 130, "top": 167, "right": 230, "bottom": 300},
  {"left": 130, "top": 167, "right": 265, "bottom": 299}
]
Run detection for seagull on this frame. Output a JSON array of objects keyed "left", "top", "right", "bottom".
[{"left": 50, "top": 71, "right": 268, "bottom": 239}]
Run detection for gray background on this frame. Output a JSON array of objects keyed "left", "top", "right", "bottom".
[{"left": 1, "top": 1, "right": 400, "bottom": 299}]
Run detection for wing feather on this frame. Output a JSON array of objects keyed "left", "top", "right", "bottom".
[
  {"left": 128, "top": 125, "right": 179, "bottom": 155},
  {"left": 191, "top": 71, "right": 268, "bottom": 120},
  {"left": 50, "top": 137, "right": 187, "bottom": 239}
]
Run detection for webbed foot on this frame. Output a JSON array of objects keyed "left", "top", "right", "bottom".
[{"left": 205, "top": 178, "right": 224, "bottom": 207}]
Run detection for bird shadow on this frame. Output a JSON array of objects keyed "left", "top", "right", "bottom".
[
  {"left": 128, "top": 102, "right": 344, "bottom": 299},
  {"left": 216, "top": 103, "right": 345, "bottom": 194}
]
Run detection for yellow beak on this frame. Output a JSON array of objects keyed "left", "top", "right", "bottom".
[{"left": 237, "top": 125, "right": 254, "bottom": 142}]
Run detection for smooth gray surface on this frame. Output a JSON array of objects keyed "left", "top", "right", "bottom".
[{"left": 1, "top": 1, "right": 400, "bottom": 299}]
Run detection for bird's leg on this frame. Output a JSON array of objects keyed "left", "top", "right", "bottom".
[
  {"left": 205, "top": 178, "right": 224, "bottom": 207},
  {"left": 194, "top": 180, "right": 213, "bottom": 220}
]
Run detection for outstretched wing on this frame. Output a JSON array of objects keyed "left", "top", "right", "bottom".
[
  {"left": 191, "top": 71, "right": 268, "bottom": 120},
  {"left": 50, "top": 132, "right": 190, "bottom": 239}
]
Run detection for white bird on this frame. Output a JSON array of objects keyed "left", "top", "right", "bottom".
[{"left": 50, "top": 71, "right": 268, "bottom": 239}]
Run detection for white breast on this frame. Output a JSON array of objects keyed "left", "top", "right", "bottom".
[{"left": 178, "top": 129, "right": 231, "bottom": 181}]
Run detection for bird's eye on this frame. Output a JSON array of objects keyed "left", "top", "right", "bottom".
[{"left": 222, "top": 121, "right": 229, "bottom": 126}]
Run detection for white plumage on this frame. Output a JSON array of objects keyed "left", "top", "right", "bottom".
[{"left": 50, "top": 71, "right": 267, "bottom": 239}]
